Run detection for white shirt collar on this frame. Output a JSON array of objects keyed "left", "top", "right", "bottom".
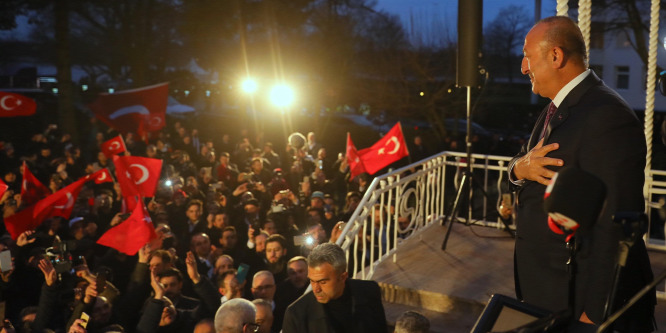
[{"left": 552, "top": 69, "right": 591, "bottom": 108}]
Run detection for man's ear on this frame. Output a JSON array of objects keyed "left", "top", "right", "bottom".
[
  {"left": 340, "top": 271, "right": 348, "bottom": 281},
  {"left": 219, "top": 287, "right": 225, "bottom": 296},
  {"left": 551, "top": 46, "right": 566, "bottom": 68}
]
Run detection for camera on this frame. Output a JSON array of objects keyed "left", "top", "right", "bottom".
[
  {"left": 46, "top": 238, "right": 78, "bottom": 274},
  {"left": 246, "top": 182, "right": 256, "bottom": 191}
]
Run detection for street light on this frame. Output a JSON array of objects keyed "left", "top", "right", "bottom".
[
  {"left": 241, "top": 78, "right": 258, "bottom": 94},
  {"left": 269, "top": 84, "right": 295, "bottom": 110}
]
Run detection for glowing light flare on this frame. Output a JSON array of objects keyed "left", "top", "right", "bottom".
[
  {"left": 241, "top": 78, "right": 258, "bottom": 94},
  {"left": 269, "top": 84, "right": 295, "bottom": 109}
]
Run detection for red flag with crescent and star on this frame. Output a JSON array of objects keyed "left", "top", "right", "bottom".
[
  {"left": 0, "top": 91, "right": 37, "bottom": 117},
  {"left": 100, "top": 135, "right": 127, "bottom": 158},
  {"left": 357, "top": 122, "right": 409, "bottom": 175},
  {"left": 20, "top": 161, "right": 51, "bottom": 206},
  {"left": 87, "top": 168, "right": 114, "bottom": 184},
  {"left": 346, "top": 133, "right": 367, "bottom": 180},
  {"left": 113, "top": 155, "right": 162, "bottom": 197},
  {"left": 5, "top": 176, "right": 88, "bottom": 239},
  {"left": 96, "top": 200, "right": 157, "bottom": 255},
  {"left": 88, "top": 83, "right": 168, "bottom": 136}
]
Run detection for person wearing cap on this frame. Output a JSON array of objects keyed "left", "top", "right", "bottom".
[{"left": 309, "top": 191, "right": 325, "bottom": 210}]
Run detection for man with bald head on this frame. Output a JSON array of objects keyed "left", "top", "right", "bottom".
[
  {"left": 214, "top": 298, "right": 258, "bottom": 333},
  {"left": 509, "top": 16, "right": 654, "bottom": 331}
]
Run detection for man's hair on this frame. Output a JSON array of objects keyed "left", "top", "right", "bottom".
[
  {"left": 251, "top": 298, "right": 274, "bottom": 317},
  {"left": 307, "top": 243, "right": 347, "bottom": 274},
  {"left": 252, "top": 270, "right": 274, "bottom": 287},
  {"left": 288, "top": 255, "right": 307, "bottom": 266},
  {"left": 222, "top": 226, "right": 236, "bottom": 235},
  {"left": 214, "top": 298, "right": 256, "bottom": 333},
  {"left": 394, "top": 310, "right": 430, "bottom": 333},
  {"left": 188, "top": 199, "right": 203, "bottom": 210},
  {"left": 266, "top": 234, "right": 286, "bottom": 249},
  {"left": 157, "top": 267, "right": 183, "bottom": 282},
  {"left": 148, "top": 249, "right": 173, "bottom": 264},
  {"left": 537, "top": 16, "right": 588, "bottom": 66}
]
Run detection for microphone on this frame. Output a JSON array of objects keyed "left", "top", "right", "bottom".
[{"left": 543, "top": 167, "right": 606, "bottom": 241}]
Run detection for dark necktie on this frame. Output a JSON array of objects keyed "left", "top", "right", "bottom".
[{"left": 539, "top": 102, "right": 557, "bottom": 140}]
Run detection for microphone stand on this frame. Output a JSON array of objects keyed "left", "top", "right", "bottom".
[{"left": 597, "top": 268, "right": 665, "bottom": 332}]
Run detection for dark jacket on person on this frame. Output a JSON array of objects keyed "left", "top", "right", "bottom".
[{"left": 282, "top": 279, "right": 386, "bottom": 333}]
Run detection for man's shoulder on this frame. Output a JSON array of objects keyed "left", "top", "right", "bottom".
[
  {"left": 348, "top": 278, "right": 380, "bottom": 291},
  {"left": 286, "top": 290, "right": 316, "bottom": 312}
]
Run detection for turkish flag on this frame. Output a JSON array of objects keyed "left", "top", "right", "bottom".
[
  {"left": 97, "top": 200, "right": 157, "bottom": 255},
  {"left": 36, "top": 177, "right": 87, "bottom": 220},
  {"left": 346, "top": 133, "right": 366, "bottom": 180},
  {"left": 113, "top": 155, "right": 162, "bottom": 197},
  {"left": 88, "top": 83, "right": 168, "bottom": 136},
  {"left": 121, "top": 195, "right": 141, "bottom": 214},
  {"left": 358, "top": 122, "right": 409, "bottom": 175},
  {"left": 6, "top": 176, "right": 88, "bottom": 239},
  {"left": 88, "top": 168, "right": 114, "bottom": 184},
  {"left": 0, "top": 91, "right": 36, "bottom": 117},
  {"left": 100, "top": 135, "right": 127, "bottom": 158},
  {"left": 20, "top": 161, "right": 51, "bottom": 205},
  {"left": 0, "top": 178, "right": 8, "bottom": 201}
]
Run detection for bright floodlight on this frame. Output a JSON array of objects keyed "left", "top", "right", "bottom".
[
  {"left": 241, "top": 78, "right": 258, "bottom": 94},
  {"left": 269, "top": 84, "right": 295, "bottom": 108}
]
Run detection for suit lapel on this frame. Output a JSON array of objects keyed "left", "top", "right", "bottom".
[{"left": 543, "top": 71, "right": 602, "bottom": 142}]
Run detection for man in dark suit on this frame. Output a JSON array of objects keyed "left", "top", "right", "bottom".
[
  {"left": 282, "top": 243, "right": 386, "bottom": 333},
  {"left": 509, "top": 16, "right": 655, "bottom": 331}
]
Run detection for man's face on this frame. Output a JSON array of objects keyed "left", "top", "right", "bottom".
[
  {"left": 252, "top": 274, "right": 276, "bottom": 301},
  {"left": 255, "top": 234, "right": 267, "bottom": 253},
  {"left": 213, "top": 213, "right": 228, "bottom": 229},
  {"left": 149, "top": 256, "right": 169, "bottom": 273},
  {"left": 287, "top": 260, "right": 308, "bottom": 288},
  {"left": 521, "top": 23, "right": 555, "bottom": 99},
  {"left": 159, "top": 276, "right": 182, "bottom": 300},
  {"left": 308, "top": 263, "right": 347, "bottom": 304},
  {"left": 262, "top": 221, "right": 276, "bottom": 235},
  {"left": 310, "top": 198, "right": 324, "bottom": 209},
  {"left": 186, "top": 204, "right": 201, "bottom": 223},
  {"left": 192, "top": 235, "right": 211, "bottom": 258},
  {"left": 220, "top": 230, "right": 237, "bottom": 250},
  {"left": 215, "top": 256, "right": 234, "bottom": 276},
  {"left": 255, "top": 304, "right": 274, "bottom": 333},
  {"left": 265, "top": 241, "right": 285, "bottom": 264},
  {"left": 222, "top": 274, "right": 241, "bottom": 299}
]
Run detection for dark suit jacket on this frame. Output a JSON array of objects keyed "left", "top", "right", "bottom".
[
  {"left": 281, "top": 279, "right": 387, "bottom": 333},
  {"left": 509, "top": 71, "right": 655, "bottom": 330}
]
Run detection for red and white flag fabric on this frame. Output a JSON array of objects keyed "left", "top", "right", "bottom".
[
  {"left": 0, "top": 91, "right": 36, "bottom": 117},
  {"left": 100, "top": 135, "right": 127, "bottom": 158},
  {"left": 5, "top": 176, "right": 88, "bottom": 239},
  {"left": 20, "top": 162, "right": 51, "bottom": 205},
  {"left": 88, "top": 168, "right": 114, "bottom": 184},
  {"left": 346, "top": 133, "right": 366, "bottom": 181},
  {"left": 88, "top": 83, "right": 168, "bottom": 136},
  {"left": 0, "top": 178, "right": 8, "bottom": 201},
  {"left": 97, "top": 200, "right": 157, "bottom": 255},
  {"left": 357, "top": 122, "right": 409, "bottom": 175},
  {"left": 113, "top": 155, "right": 162, "bottom": 197}
]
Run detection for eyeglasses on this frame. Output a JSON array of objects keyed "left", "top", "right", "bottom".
[
  {"left": 243, "top": 322, "right": 260, "bottom": 333},
  {"left": 252, "top": 284, "right": 275, "bottom": 292}
]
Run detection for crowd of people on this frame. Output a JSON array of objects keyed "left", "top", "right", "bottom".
[{"left": 0, "top": 117, "right": 436, "bottom": 333}]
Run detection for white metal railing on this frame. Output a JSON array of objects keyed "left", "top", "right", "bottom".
[
  {"left": 335, "top": 151, "right": 513, "bottom": 280},
  {"left": 336, "top": 151, "right": 666, "bottom": 299}
]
